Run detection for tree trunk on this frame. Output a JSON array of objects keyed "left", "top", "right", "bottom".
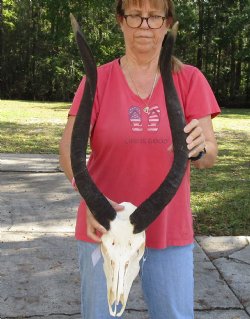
[
  {"left": 235, "top": 0, "right": 244, "bottom": 96},
  {"left": 197, "top": 0, "right": 204, "bottom": 69},
  {"left": 216, "top": 47, "right": 222, "bottom": 96},
  {"left": 246, "top": 62, "right": 250, "bottom": 100},
  {"left": 230, "top": 41, "right": 236, "bottom": 99},
  {"left": 204, "top": 4, "right": 211, "bottom": 75},
  {"left": 235, "top": 37, "right": 242, "bottom": 96},
  {"left": 0, "top": 0, "right": 3, "bottom": 97}
]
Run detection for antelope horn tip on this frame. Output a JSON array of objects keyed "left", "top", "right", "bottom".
[
  {"left": 70, "top": 13, "right": 80, "bottom": 36},
  {"left": 171, "top": 21, "right": 179, "bottom": 39}
]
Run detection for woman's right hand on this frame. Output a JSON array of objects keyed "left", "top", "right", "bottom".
[{"left": 86, "top": 199, "right": 124, "bottom": 242}]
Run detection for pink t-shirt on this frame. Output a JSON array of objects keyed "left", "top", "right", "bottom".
[{"left": 69, "top": 59, "right": 220, "bottom": 249}]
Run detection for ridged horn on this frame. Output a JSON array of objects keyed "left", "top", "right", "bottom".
[
  {"left": 70, "top": 13, "right": 116, "bottom": 230},
  {"left": 130, "top": 23, "right": 189, "bottom": 233},
  {"left": 70, "top": 16, "right": 188, "bottom": 234}
]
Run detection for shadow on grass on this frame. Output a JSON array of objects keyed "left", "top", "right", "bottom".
[
  {"left": 191, "top": 159, "right": 249, "bottom": 236},
  {"left": 220, "top": 108, "right": 250, "bottom": 118},
  {"left": 191, "top": 126, "right": 250, "bottom": 235},
  {"left": 193, "top": 187, "right": 250, "bottom": 236},
  {"left": 50, "top": 104, "right": 71, "bottom": 111},
  {"left": 0, "top": 121, "right": 64, "bottom": 154},
  {"left": 0, "top": 99, "right": 71, "bottom": 112}
]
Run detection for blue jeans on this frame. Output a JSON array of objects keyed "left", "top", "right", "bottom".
[{"left": 77, "top": 241, "right": 194, "bottom": 319}]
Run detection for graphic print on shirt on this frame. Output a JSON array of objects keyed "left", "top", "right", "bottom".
[
  {"left": 145, "top": 105, "right": 161, "bottom": 132},
  {"left": 128, "top": 106, "right": 143, "bottom": 132},
  {"left": 128, "top": 105, "right": 161, "bottom": 132}
]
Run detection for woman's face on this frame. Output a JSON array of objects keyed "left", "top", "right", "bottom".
[{"left": 120, "top": 0, "right": 169, "bottom": 55}]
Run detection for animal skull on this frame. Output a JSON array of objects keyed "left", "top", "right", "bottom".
[{"left": 101, "top": 202, "right": 145, "bottom": 317}]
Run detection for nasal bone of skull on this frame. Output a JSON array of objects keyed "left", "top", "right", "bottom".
[{"left": 100, "top": 202, "right": 146, "bottom": 317}]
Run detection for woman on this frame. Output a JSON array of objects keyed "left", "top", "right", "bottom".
[{"left": 60, "top": 0, "right": 220, "bottom": 318}]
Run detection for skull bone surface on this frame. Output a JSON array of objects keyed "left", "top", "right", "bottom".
[{"left": 101, "top": 202, "right": 146, "bottom": 317}]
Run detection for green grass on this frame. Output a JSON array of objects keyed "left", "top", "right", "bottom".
[
  {"left": 191, "top": 108, "right": 250, "bottom": 236},
  {"left": 0, "top": 100, "right": 69, "bottom": 153},
  {"left": 0, "top": 100, "right": 249, "bottom": 235}
]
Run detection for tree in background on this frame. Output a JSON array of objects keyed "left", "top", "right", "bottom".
[
  {"left": 1, "top": 0, "right": 250, "bottom": 106},
  {"left": 1, "top": 0, "right": 122, "bottom": 101},
  {"left": 175, "top": 0, "right": 250, "bottom": 106},
  {"left": 0, "top": 0, "right": 3, "bottom": 91}
]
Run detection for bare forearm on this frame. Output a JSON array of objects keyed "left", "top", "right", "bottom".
[
  {"left": 59, "top": 148, "right": 73, "bottom": 182},
  {"left": 59, "top": 116, "right": 76, "bottom": 183}
]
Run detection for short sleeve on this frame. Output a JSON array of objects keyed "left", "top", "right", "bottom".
[
  {"left": 68, "top": 76, "right": 99, "bottom": 126},
  {"left": 184, "top": 67, "right": 221, "bottom": 122}
]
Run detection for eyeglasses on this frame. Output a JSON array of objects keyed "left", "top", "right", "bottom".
[{"left": 124, "top": 14, "right": 166, "bottom": 29}]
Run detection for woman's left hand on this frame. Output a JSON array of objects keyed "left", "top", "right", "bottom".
[
  {"left": 167, "top": 116, "right": 218, "bottom": 168},
  {"left": 184, "top": 119, "right": 206, "bottom": 158}
]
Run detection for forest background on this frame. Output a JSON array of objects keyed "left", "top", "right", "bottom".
[{"left": 1, "top": 0, "right": 250, "bottom": 106}]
